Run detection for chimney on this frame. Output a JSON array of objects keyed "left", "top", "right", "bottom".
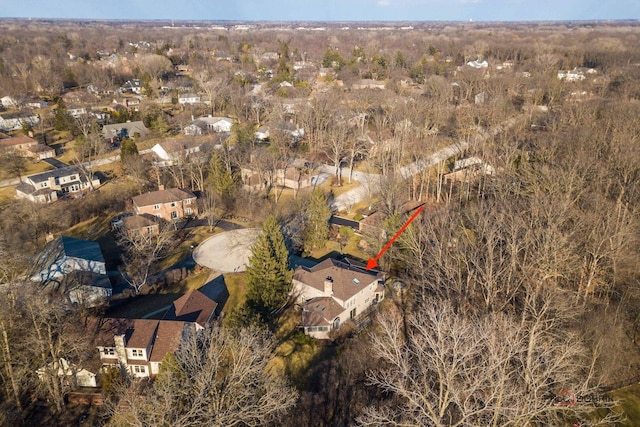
[
  {"left": 158, "top": 184, "right": 165, "bottom": 191},
  {"left": 324, "top": 276, "right": 333, "bottom": 296}
]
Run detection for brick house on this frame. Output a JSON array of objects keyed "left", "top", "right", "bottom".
[{"left": 132, "top": 187, "right": 198, "bottom": 222}]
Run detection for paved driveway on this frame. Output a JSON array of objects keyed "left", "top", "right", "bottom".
[{"left": 192, "top": 228, "right": 260, "bottom": 273}]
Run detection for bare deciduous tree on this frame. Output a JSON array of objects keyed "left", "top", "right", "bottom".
[
  {"left": 360, "top": 300, "right": 620, "bottom": 427},
  {"left": 109, "top": 326, "right": 298, "bottom": 426}
]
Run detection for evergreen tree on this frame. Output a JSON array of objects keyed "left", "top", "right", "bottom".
[
  {"left": 303, "top": 189, "right": 331, "bottom": 254},
  {"left": 244, "top": 215, "right": 292, "bottom": 324},
  {"left": 207, "top": 151, "right": 236, "bottom": 210},
  {"left": 120, "top": 137, "right": 138, "bottom": 159},
  {"left": 53, "top": 99, "right": 72, "bottom": 131}
]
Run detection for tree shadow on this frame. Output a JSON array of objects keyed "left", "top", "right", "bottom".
[{"left": 198, "top": 273, "right": 229, "bottom": 316}]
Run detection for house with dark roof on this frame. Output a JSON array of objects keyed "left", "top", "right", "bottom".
[
  {"left": 132, "top": 187, "right": 198, "bottom": 222},
  {"left": 292, "top": 258, "right": 384, "bottom": 339},
  {"left": 163, "top": 289, "right": 218, "bottom": 329},
  {"left": 120, "top": 213, "right": 161, "bottom": 237},
  {"left": 29, "top": 236, "right": 111, "bottom": 307},
  {"left": 16, "top": 166, "right": 101, "bottom": 203},
  {"left": 101, "top": 120, "right": 149, "bottom": 141},
  {"left": 88, "top": 318, "right": 192, "bottom": 378},
  {"left": 118, "top": 79, "right": 143, "bottom": 95}
]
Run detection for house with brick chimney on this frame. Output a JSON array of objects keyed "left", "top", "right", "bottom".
[{"left": 291, "top": 258, "right": 385, "bottom": 339}]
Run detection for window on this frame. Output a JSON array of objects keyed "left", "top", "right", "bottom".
[
  {"left": 185, "top": 207, "right": 193, "bottom": 215},
  {"left": 133, "top": 365, "right": 146, "bottom": 374},
  {"left": 102, "top": 347, "right": 116, "bottom": 357},
  {"left": 185, "top": 199, "right": 191, "bottom": 205},
  {"left": 130, "top": 349, "right": 144, "bottom": 357},
  {"left": 145, "top": 226, "right": 155, "bottom": 234},
  {"left": 350, "top": 308, "right": 357, "bottom": 319},
  {"left": 155, "top": 214, "right": 162, "bottom": 218},
  {"left": 153, "top": 204, "right": 160, "bottom": 210},
  {"left": 171, "top": 211, "right": 178, "bottom": 219},
  {"left": 170, "top": 202, "right": 176, "bottom": 207}
]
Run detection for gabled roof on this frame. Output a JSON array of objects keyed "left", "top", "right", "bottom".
[
  {"left": 59, "top": 236, "right": 105, "bottom": 262},
  {"left": 126, "top": 319, "right": 160, "bottom": 349},
  {"left": 302, "top": 296, "right": 344, "bottom": 326},
  {"left": 293, "top": 258, "right": 381, "bottom": 302},
  {"left": 102, "top": 121, "right": 149, "bottom": 137},
  {"left": 132, "top": 188, "right": 196, "bottom": 208},
  {"left": 0, "top": 135, "right": 38, "bottom": 148},
  {"left": 25, "top": 166, "right": 82, "bottom": 184},
  {"left": 163, "top": 290, "right": 218, "bottom": 327},
  {"left": 86, "top": 317, "right": 135, "bottom": 347},
  {"left": 149, "top": 321, "right": 187, "bottom": 362},
  {"left": 122, "top": 213, "right": 159, "bottom": 230}
]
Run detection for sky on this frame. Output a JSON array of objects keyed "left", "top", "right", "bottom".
[{"left": 0, "top": 0, "right": 639, "bottom": 22}]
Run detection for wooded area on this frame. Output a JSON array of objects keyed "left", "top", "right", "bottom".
[{"left": 0, "top": 19, "right": 639, "bottom": 426}]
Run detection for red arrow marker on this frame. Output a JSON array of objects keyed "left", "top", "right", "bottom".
[{"left": 366, "top": 205, "right": 424, "bottom": 270}]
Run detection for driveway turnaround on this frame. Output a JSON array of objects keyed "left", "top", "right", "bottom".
[{"left": 192, "top": 228, "right": 260, "bottom": 273}]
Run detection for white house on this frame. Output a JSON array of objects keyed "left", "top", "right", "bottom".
[
  {"left": 292, "top": 258, "right": 385, "bottom": 339},
  {"left": 150, "top": 139, "right": 201, "bottom": 167},
  {"left": 37, "top": 358, "right": 97, "bottom": 388},
  {"left": 183, "top": 115, "right": 234, "bottom": 135},
  {"left": 29, "top": 236, "right": 111, "bottom": 307},
  {"left": 0, "top": 112, "right": 40, "bottom": 132},
  {"left": 178, "top": 93, "right": 201, "bottom": 105},
  {"left": 16, "top": 166, "right": 101, "bottom": 203}
]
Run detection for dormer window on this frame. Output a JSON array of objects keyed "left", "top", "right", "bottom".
[{"left": 153, "top": 204, "right": 160, "bottom": 210}]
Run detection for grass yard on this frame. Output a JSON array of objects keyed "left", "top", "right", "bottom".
[
  {"left": 308, "top": 234, "right": 369, "bottom": 263},
  {"left": 270, "top": 307, "right": 329, "bottom": 387},
  {"left": 217, "top": 272, "right": 249, "bottom": 326},
  {"left": 609, "top": 383, "right": 640, "bottom": 425},
  {"left": 159, "top": 225, "right": 217, "bottom": 270},
  {"left": 0, "top": 185, "right": 16, "bottom": 202}
]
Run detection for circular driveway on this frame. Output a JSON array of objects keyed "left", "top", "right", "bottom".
[{"left": 193, "top": 228, "right": 260, "bottom": 273}]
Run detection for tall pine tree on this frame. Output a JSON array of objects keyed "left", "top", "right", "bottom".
[
  {"left": 244, "top": 215, "right": 292, "bottom": 324},
  {"left": 303, "top": 189, "right": 331, "bottom": 254}
]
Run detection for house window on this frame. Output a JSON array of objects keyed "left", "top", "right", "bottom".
[
  {"left": 153, "top": 204, "right": 160, "bottom": 210},
  {"left": 130, "top": 349, "right": 144, "bottom": 357},
  {"left": 185, "top": 199, "right": 191, "bottom": 205},
  {"left": 102, "top": 347, "right": 116, "bottom": 357},
  {"left": 133, "top": 365, "right": 146, "bottom": 374},
  {"left": 171, "top": 211, "right": 178, "bottom": 219},
  {"left": 170, "top": 202, "right": 177, "bottom": 207},
  {"left": 145, "top": 226, "right": 154, "bottom": 234},
  {"left": 40, "top": 182, "right": 47, "bottom": 188},
  {"left": 350, "top": 308, "right": 357, "bottom": 319},
  {"left": 185, "top": 207, "right": 193, "bottom": 215},
  {"left": 155, "top": 214, "right": 162, "bottom": 218}
]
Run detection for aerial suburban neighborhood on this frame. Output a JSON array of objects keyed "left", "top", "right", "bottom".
[{"left": 0, "top": 12, "right": 639, "bottom": 427}]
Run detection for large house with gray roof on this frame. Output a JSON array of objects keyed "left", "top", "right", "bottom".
[
  {"left": 102, "top": 120, "right": 149, "bottom": 141},
  {"left": 16, "top": 166, "right": 101, "bottom": 203},
  {"left": 292, "top": 258, "right": 385, "bottom": 339}
]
